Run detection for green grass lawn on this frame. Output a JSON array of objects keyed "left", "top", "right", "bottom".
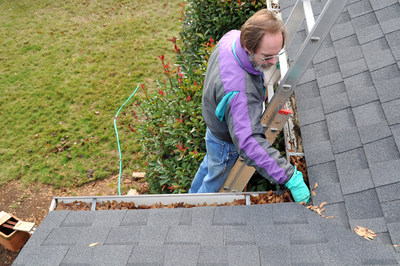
[{"left": 0, "top": 0, "right": 183, "bottom": 187}]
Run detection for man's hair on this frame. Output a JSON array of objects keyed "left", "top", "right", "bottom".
[{"left": 240, "top": 9, "right": 286, "bottom": 54}]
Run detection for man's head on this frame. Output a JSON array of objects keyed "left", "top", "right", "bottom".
[{"left": 240, "top": 9, "right": 286, "bottom": 71}]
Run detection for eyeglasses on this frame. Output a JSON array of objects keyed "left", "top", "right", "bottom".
[{"left": 261, "top": 49, "right": 285, "bottom": 62}]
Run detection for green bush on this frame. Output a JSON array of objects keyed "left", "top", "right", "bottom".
[{"left": 136, "top": 41, "right": 214, "bottom": 193}]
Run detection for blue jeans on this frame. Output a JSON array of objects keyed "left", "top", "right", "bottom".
[{"left": 189, "top": 128, "right": 239, "bottom": 193}]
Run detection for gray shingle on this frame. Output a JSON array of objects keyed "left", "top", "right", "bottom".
[
  {"left": 358, "top": 121, "right": 393, "bottom": 144},
  {"left": 337, "top": 169, "right": 375, "bottom": 195},
  {"left": 295, "top": 96, "right": 322, "bottom": 112},
  {"left": 148, "top": 208, "right": 182, "bottom": 226},
  {"left": 370, "top": 159, "right": 400, "bottom": 187},
  {"left": 179, "top": 208, "right": 192, "bottom": 225},
  {"left": 300, "top": 120, "right": 330, "bottom": 148},
  {"left": 349, "top": 217, "right": 388, "bottom": 233},
  {"left": 344, "top": 189, "right": 384, "bottom": 219},
  {"left": 120, "top": 209, "right": 149, "bottom": 226},
  {"left": 254, "top": 224, "right": 290, "bottom": 246},
  {"left": 62, "top": 245, "right": 132, "bottom": 266},
  {"left": 386, "top": 30, "right": 400, "bottom": 60},
  {"left": 22, "top": 226, "right": 53, "bottom": 249},
  {"left": 212, "top": 206, "right": 246, "bottom": 225},
  {"left": 329, "top": 127, "right": 362, "bottom": 154},
  {"left": 381, "top": 200, "right": 400, "bottom": 223},
  {"left": 361, "top": 37, "right": 396, "bottom": 71},
  {"left": 272, "top": 203, "right": 307, "bottom": 225},
  {"left": 316, "top": 72, "right": 343, "bottom": 88},
  {"left": 307, "top": 161, "right": 340, "bottom": 184},
  {"left": 370, "top": 64, "right": 400, "bottom": 102},
  {"left": 319, "top": 82, "right": 346, "bottom": 97},
  {"left": 382, "top": 98, "right": 400, "bottom": 125},
  {"left": 290, "top": 223, "right": 328, "bottom": 245},
  {"left": 105, "top": 226, "right": 140, "bottom": 245},
  {"left": 191, "top": 206, "right": 215, "bottom": 226},
  {"left": 343, "top": 71, "right": 379, "bottom": 107},
  {"left": 291, "top": 244, "right": 324, "bottom": 265},
  {"left": 314, "top": 57, "right": 341, "bottom": 77},
  {"left": 303, "top": 140, "right": 334, "bottom": 166},
  {"left": 39, "top": 210, "right": 69, "bottom": 228},
  {"left": 332, "top": 34, "right": 360, "bottom": 51},
  {"left": 364, "top": 137, "right": 400, "bottom": 165},
  {"left": 164, "top": 245, "right": 200, "bottom": 266},
  {"left": 326, "top": 107, "right": 357, "bottom": 129},
  {"left": 244, "top": 204, "right": 273, "bottom": 225},
  {"left": 259, "top": 245, "right": 291, "bottom": 266},
  {"left": 311, "top": 183, "right": 344, "bottom": 206},
  {"left": 224, "top": 226, "right": 255, "bottom": 245},
  {"left": 351, "top": 11, "right": 384, "bottom": 44},
  {"left": 13, "top": 246, "right": 69, "bottom": 266},
  {"left": 166, "top": 225, "right": 199, "bottom": 245},
  {"left": 227, "top": 245, "right": 260, "bottom": 266},
  {"left": 392, "top": 124, "right": 400, "bottom": 151},
  {"left": 321, "top": 92, "right": 350, "bottom": 114},
  {"left": 347, "top": 0, "right": 373, "bottom": 18},
  {"left": 60, "top": 210, "right": 94, "bottom": 227},
  {"left": 297, "top": 106, "right": 326, "bottom": 126},
  {"left": 128, "top": 246, "right": 165, "bottom": 266},
  {"left": 42, "top": 226, "right": 111, "bottom": 246},
  {"left": 198, "top": 225, "right": 224, "bottom": 246},
  {"left": 339, "top": 58, "right": 369, "bottom": 78},
  {"left": 387, "top": 222, "right": 400, "bottom": 252},
  {"left": 313, "top": 47, "right": 336, "bottom": 65},
  {"left": 297, "top": 65, "right": 317, "bottom": 85},
  {"left": 375, "top": 3, "right": 400, "bottom": 34},
  {"left": 295, "top": 80, "right": 320, "bottom": 102},
  {"left": 352, "top": 101, "right": 387, "bottom": 126},
  {"left": 317, "top": 202, "right": 350, "bottom": 229},
  {"left": 335, "top": 147, "right": 369, "bottom": 173},
  {"left": 334, "top": 45, "right": 363, "bottom": 66},
  {"left": 331, "top": 20, "right": 355, "bottom": 41},
  {"left": 139, "top": 226, "right": 169, "bottom": 246},
  {"left": 370, "top": 0, "right": 398, "bottom": 10},
  {"left": 376, "top": 182, "right": 400, "bottom": 203},
  {"left": 198, "top": 246, "right": 228, "bottom": 265},
  {"left": 92, "top": 210, "right": 126, "bottom": 227}
]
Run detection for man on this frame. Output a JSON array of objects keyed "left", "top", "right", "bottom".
[{"left": 189, "top": 9, "right": 310, "bottom": 203}]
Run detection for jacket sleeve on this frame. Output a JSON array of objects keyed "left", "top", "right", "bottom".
[{"left": 224, "top": 89, "right": 294, "bottom": 185}]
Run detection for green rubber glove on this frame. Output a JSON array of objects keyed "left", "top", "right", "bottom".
[{"left": 285, "top": 166, "right": 311, "bottom": 204}]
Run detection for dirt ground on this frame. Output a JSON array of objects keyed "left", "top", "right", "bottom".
[{"left": 0, "top": 175, "right": 143, "bottom": 266}]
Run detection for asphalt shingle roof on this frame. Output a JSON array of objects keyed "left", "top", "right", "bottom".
[
  {"left": 282, "top": 0, "right": 400, "bottom": 256},
  {"left": 13, "top": 205, "right": 399, "bottom": 266},
  {"left": 13, "top": 0, "right": 400, "bottom": 265}
]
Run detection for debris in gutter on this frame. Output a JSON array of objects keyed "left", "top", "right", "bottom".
[{"left": 354, "top": 226, "right": 377, "bottom": 240}]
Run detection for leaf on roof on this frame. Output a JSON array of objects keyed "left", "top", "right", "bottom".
[
  {"left": 312, "top": 183, "right": 318, "bottom": 196},
  {"left": 89, "top": 242, "right": 100, "bottom": 247},
  {"left": 354, "top": 226, "right": 377, "bottom": 240}
]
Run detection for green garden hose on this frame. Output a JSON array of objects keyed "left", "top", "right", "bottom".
[{"left": 114, "top": 84, "right": 140, "bottom": 195}]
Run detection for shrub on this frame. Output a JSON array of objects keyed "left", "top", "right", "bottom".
[{"left": 136, "top": 40, "right": 215, "bottom": 193}]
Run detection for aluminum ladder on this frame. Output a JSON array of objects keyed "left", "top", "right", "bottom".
[{"left": 220, "top": 0, "right": 349, "bottom": 192}]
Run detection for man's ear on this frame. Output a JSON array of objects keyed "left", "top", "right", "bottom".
[{"left": 244, "top": 46, "right": 250, "bottom": 54}]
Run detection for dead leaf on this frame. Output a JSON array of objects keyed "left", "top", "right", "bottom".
[
  {"left": 313, "top": 183, "right": 318, "bottom": 190},
  {"left": 94, "top": 111, "right": 100, "bottom": 115},
  {"left": 319, "top": 202, "right": 327, "bottom": 208},
  {"left": 89, "top": 242, "right": 100, "bottom": 247},
  {"left": 354, "top": 226, "right": 377, "bottom": 240},
  {"left": 311, "top": 183, "right": 318, "bottom": 196},
  {"left": 394, "top": 244, "right": 399, "bottom": 247}
]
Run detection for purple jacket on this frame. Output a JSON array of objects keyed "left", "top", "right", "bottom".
[{"left": 202, "top": 30, "right": 294, "bottom": 185}]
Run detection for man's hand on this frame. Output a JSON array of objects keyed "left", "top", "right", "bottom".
[{"left": 285, "top": 166, "right": 311, "bottom": 204}]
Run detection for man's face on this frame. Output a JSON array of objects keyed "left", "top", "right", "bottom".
[{"left": 247, "top": 32, "right": 283, "bottom": 72}]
